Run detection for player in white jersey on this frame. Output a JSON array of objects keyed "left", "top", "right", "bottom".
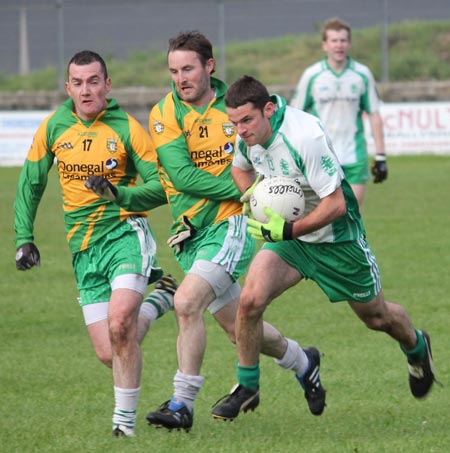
[
  {"left": 211, "top": 75, "right": 435, "bottom": 421},
  {"left": 290, "top": 17, "right": 387, "bottom": 209}
]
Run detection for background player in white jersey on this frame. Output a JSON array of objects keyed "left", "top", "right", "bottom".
[
  {"left": 290, "top": 17, "right": 387, "bottom": 209},
  {"left": 211, "top": 75, "right": 434, "bottom": 420}
]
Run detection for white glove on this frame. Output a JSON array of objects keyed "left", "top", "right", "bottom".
[{"left": 167, "top": 216, "right": 196, "bottom": 253}]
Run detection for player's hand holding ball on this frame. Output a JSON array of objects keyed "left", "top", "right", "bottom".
[
  {"left": 16, "top": 242, "right": 41, "bottom": 270},
  {"left": 240, "top": 174, "right": 263, "bottom": 216},
  {"left": 247, "top": 207, "right": 293, "bottom": 242},
  {"left": 246, "top": 176, "right": 305, "bottom": 241}
]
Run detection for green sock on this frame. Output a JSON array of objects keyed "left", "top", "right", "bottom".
[
  {"left": 400, "top": 329, "right": 426, "bottom": 363},
  {"left": 237, "top": 362, "right": 260, "bottom": 392}
]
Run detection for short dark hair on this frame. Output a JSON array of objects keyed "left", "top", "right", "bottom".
[
  {"left": 67, "top": 50, "right": 108, "bottom": 79},
  {"left": 168, "top": 30, "right": 215, "bottom": 73},
  {"left": 225, "top": 75, "right": 271, "bottom": 111}
]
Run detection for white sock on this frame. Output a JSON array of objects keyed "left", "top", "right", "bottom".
[
  {"left": 112, "top": 386, "right": 140, "bottom": 429},
  {"left": 139, "top": 301, "right": 159, "bottom": 327},
  {"left": 274, "top": 338, "right": 309, "bottom": 376},
  {"left": 171, "top": 370, "right": 204, "bottom": 413},
  {"left": 140, "top": 289, "right": 174, "bottom": 326}
]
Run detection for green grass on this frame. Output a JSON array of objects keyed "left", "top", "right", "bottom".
[
  {"left": 1, "top": 19, "right": 450, "bottom": 91},
  {"left": 1, "top": 156, "right": 450, "bottom": 452}
]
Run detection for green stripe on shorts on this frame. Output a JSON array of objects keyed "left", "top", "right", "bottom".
[{"left": 175, "top": 215, "right": 256, "bottom": 280}]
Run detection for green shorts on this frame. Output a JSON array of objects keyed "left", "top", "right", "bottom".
[
  {"left": 73, "top": 216, "right": 161, "bottom": 306},
  {"left": 342, "top": 159, "right": 370, "bottom": 184},
  {"left": 263, "top": 236, "right": 381, "bottom": 302},
  {"left": 175, "top": 215, "right": 256, "bottom": 281}
]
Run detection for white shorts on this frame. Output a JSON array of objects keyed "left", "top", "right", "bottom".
[{"left": 189, "top": 259, "right": 241, "bottom": 314}]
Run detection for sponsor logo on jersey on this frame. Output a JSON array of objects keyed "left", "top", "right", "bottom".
[
  {"left": 223, "top": 142, "right": 234, "bottom": 154},
  {"left": 77, "top": 131, "right": 97, "bottom": 138},
  {"left": 319, "top": 95, "right": 359, "bottom": 105},
  {"left": 57, "top": 160, "right": 117, "bottom": 180},
  {"left": 152, "top": 121, "right": 164, "bottom": 135},
  {"left": 222, "top": 122, "right": 235, "bottom": 137},
  {"left": 107, "top": 138, "right": 118, "bottom": 152},
  {"left": 190, "top": 144, "right": 233, "bottom": 168},
  {"left": 106, "top": 158, "right": 118, "bottom": 170},
  {"left": 56, "top": 141, "right": 74, "bottom": 150},
  {"left": 320, "top": 155, "right": 337, "bottom": 176}
]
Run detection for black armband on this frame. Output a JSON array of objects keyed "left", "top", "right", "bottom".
[{"left": 283, "top": 222, "right": 294, "bottom": 240}]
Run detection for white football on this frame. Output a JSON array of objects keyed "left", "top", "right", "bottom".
[{"left": 250, "top": 176, "right": 305, "bottom": 223}]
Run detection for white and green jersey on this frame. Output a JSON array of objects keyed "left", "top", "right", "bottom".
[
  {"left": 290, "top": 57, "right": 380, "bottom": 166},
  {"left": 233, "top": 95, "right": 364, "bottom": 244}
]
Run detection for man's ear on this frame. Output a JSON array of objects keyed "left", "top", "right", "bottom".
[
  {"left": 105, "top": 77, "right": 112, "bottom": 94},
  {"left": 264, "top": 102, "right": 276, "bottom": 118},
  {"left": 205, "top": 58, "right": 215, "bottom": 75}
]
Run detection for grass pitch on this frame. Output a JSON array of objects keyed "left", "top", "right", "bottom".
[{"left": 1, "top": 155, "right": 449, "bottom": 452}]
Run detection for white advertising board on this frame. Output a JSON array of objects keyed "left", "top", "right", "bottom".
[
  {"left": 365, "top": 102, "right": 450, "bottom": 155},
  {"left": 0, "top": 111, "right": 50, "bottom": 166},
  {"left": 1, "top": 103, "right": 450, "bottom": 167}
]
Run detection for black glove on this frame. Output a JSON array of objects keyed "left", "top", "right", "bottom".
[
  {"left": 154, "top": 274, "right": 178, "bottom": 296},
  {"left": 16, "top": 243, "right": 41, "bottom": 270},
  {"left": 84, "top": 176, "right": 118, "bottom": 201},
  {"left": 371, "top": 154, "right": 388, "bottom": 183}
]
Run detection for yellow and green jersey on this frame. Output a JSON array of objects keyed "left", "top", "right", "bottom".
[
  {"left": 149, "top": 77, "right": 242, "bottom": 235},
  {"left": 14, "top": 98, "right": 166, "bottom": 253}
]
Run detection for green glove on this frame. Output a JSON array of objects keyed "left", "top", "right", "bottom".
[
  {"left": 247, "top": 207, "right": 294, "bottom": 242},
  {"left": 240, "top": 174, "right": 263, "bottom": 216}
]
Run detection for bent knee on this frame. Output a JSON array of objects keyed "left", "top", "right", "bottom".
[
  {"left": 239, "top": 288, "right": 266, "bottom": 318},
  {"left": 97, "top": 351, "right": 112, "bottom": 368},
  {"left": 91, "top": 343, "right": 112, "bottom": 367},
  {"left": 108, "top": 317, "right": 129, "bottom": 343},
  {"left": 222, "top": 321, "right": 236, "bottom": 344},
  {"left": 360, "top": 314, "right": 390, "bottom": 332},
  {"left": 173, "top": 296, "right": 201, "bottom": 319}
]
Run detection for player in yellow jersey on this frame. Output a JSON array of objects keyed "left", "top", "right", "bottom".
[
  {"left": 14, "top": 50, "right": 177, "bottom": 437},
  {"left": 142, "top": 31, "right": 325, "bottom": 432}
]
